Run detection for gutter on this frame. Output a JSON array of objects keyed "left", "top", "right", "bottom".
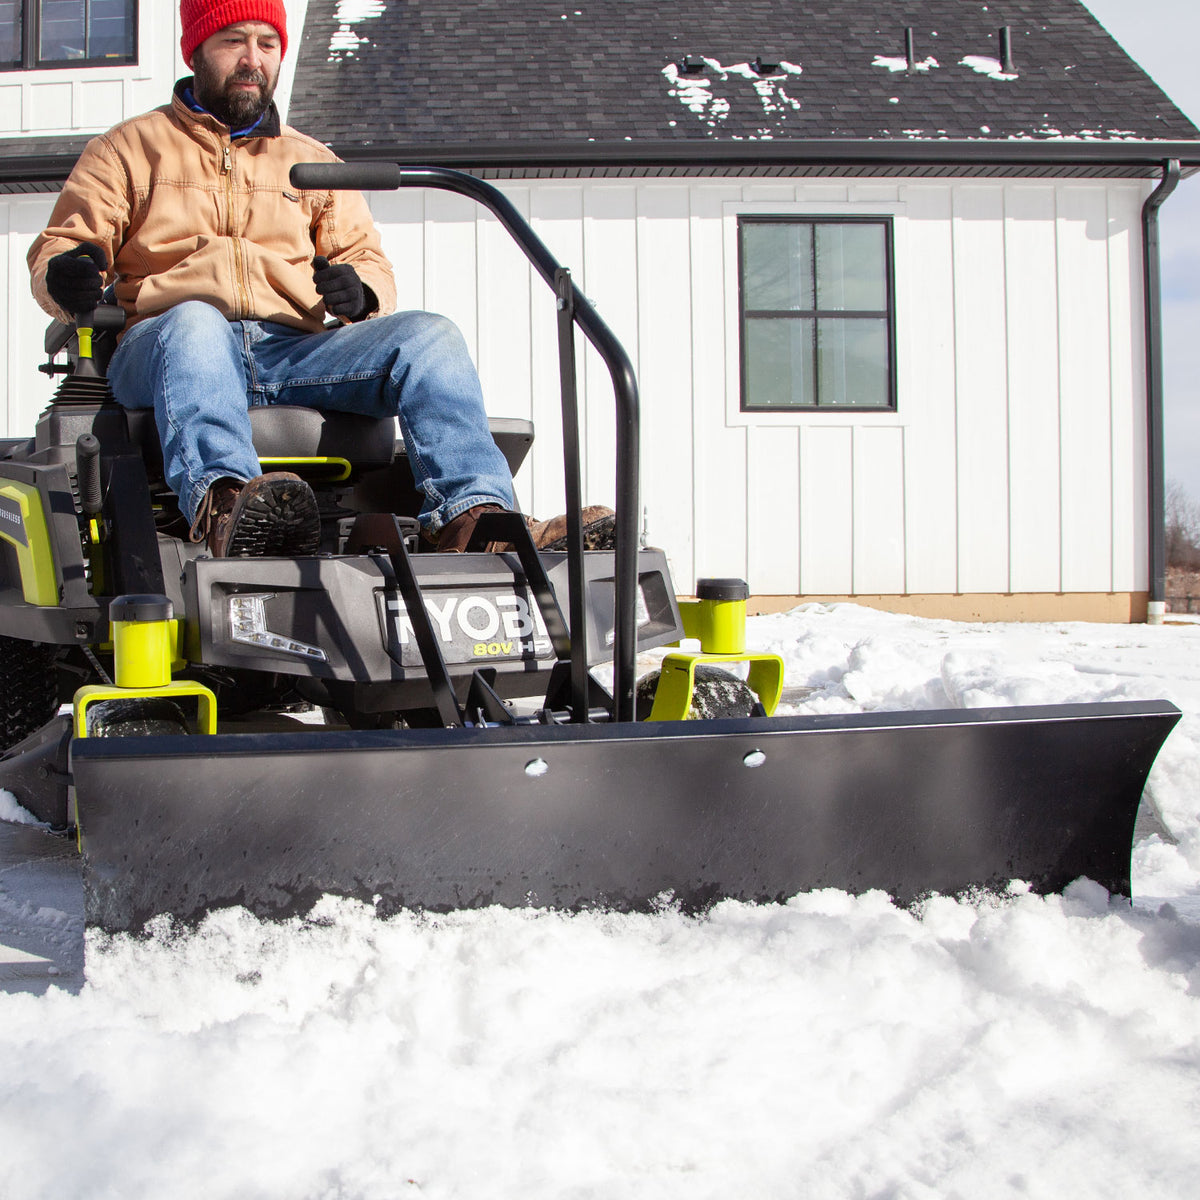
[
  {"left": 6, "top": 136, "right": 1200, "bottom": 189},
  {"left": 1142, "top": 159, "right": 1182, "bottom": 625},
  {"left": 330, "top": 138, "right": 1200, "bottom": 176}
]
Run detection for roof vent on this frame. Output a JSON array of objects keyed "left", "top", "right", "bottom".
[
  {"left": 678, "top": 55, "right": 707, "bottom": 75},
  {"left": 999, "top": 26, "right": 1016, "bottom": 74},
  {"left": 751, "top": 55, "right": 780, "bottom": 75},
  {"left": 905, "top": 27, "right": 916, "bottom": 72}
]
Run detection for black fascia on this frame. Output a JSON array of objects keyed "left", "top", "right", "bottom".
[
  {"left": 326, "top": 138, "right": 1200, "bottom": 177},
  {"left": 8, "top": 137, "right": 1200, "bottom": 188}
]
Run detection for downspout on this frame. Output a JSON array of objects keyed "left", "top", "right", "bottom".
[{"left": 1142, "top": 159, "right": 1181, "bottom": 625}]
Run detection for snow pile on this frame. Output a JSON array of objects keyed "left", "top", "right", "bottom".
[
  {"left": 327, "top": 0, "right": 387, "bottom": 62},
  {"left": 662, "top": 58, "right": 802, "bottom": 135},
  {"left": 0, "top": 789, "right": 43, "bottom": 825},
  {"left": 2, "top": 888, "right": 1198, "bottom": 1198},
  {"left": 872, "top": 54, "right": 940, "bottom": 73},
  {"left": 2, "top": 605, "right": 1200, "bottom": 1198},
  {"left": 961, "top": 54, "right": 1019, "bottom": 81}
]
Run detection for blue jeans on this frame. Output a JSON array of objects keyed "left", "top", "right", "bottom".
[{"left": 107, "top": 301, "right": 515, "bottom": 531}]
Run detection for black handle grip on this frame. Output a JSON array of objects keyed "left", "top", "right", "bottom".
[
  {"left": 289, "top": 162, "right": 404, "bottom": 192},
  {"left": 92, "top": 304, "right": 128, "bottom": 332},
  {"left": 76, "top": 433, "right": 102, "bottom": 516}
]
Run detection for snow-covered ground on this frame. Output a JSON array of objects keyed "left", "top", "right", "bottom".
[{"left": 2, "top": 603, "right": 1199, "bottom": 1199}]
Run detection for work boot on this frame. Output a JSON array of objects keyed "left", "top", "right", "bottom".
[
  {"left": 527, "top": 505, "right": 616, "bottom": 551},
  {"left": 435, "top": 503, "right": 617, "bottom": 553},
  {"left": 188, "top": 472, "right": 321, "bottom": 557},
  {"left": 436, "top": 503, "right": 508, "bottom": 553}
]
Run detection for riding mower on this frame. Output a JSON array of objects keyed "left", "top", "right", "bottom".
[{"left": 0, "top": 165, "right": 1181, "bottom": 934}]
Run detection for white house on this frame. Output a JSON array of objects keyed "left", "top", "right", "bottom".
[{"left": 3, "top": 0, "right": 1199, "bottom": 621}]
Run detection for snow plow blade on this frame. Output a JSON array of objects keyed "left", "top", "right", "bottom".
[{"left": 73, "top": 699, "right": 1179, "bottom": 933}]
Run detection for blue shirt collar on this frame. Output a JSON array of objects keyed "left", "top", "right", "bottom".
[{"left": 183, "top": 86, "right": 268, "bottom": 139}]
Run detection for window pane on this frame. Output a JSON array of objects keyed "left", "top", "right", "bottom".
[
  {"left": 40, "top": 0, "right": 85, "bottom": 60},
  {"left": 89, "top": 0, "right": 134, "bottom": 59},
  {"left": 0, "top": 1, "right": 22, "bottom": 65},
  {"left": 745, "top": 317, "right": 815, "bottom": 407},
  {"left": 815, "top": 224, "right": 887, "bottom": 311},
  {"left": 742, "top": 223, "right": 814, "bottom": 312},
  {"left": 817, "top": 318, "right": 889, "bottom": 407}
]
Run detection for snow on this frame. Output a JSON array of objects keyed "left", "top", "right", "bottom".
[
  {"left": 961, "top": 54, "right": 1020, "bottom": 81},
  {"left": 327, "top": 0, "right": 387, "bottom": 61},
  {"left": 0, "top": 789, "right": 43, "bottom": 825},
  {"left": 873, "top": 54, "right": 940, "bottom": 73},
  {"left": 2, "top": 603, "right": 1200, "bottom": 1198},
  {"left": 662, "top": 58, "right": 802, "bottom": 133}
]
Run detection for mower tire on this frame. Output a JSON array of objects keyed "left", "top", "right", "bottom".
[
  {"left": 85, "top": 697, "right": 190, "bottom": 738},
  {"left": 636, "top": 663, "right": 760, "bottom": 721},
  {"left": 0, "top": 635, "right": 60, "bottom": 752}
]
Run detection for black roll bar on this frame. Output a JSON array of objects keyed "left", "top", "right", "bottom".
[{"left": 289, "top": 162, "right": 641, "bottom": 721}]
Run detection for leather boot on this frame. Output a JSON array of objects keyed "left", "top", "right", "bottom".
[
  {"left": 527, "top": 505, "right": 616, "bottom": 551},
  {"left": 435, "top": 503, "right": 508, "bottom": 553},
  {"left": 189, "top": 472, "right": 321, "bottom": 557}
]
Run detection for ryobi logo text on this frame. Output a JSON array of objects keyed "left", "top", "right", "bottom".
[{"left": 382, "top": 591, "right": 553, "bottom": 662}]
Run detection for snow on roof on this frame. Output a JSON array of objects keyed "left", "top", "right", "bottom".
[
  {"left": 661, "top": 58, "right": 803, "bottom": 136},
  {"left": 327, "top": 0, "right": 387, "bottom": 62}
]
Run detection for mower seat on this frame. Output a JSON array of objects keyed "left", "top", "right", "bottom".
[
  {"left": 247, "top": 406, "right": 396, "bottom": 476},
  {"left": 113, "top": 406, "right": 397, "bottom": 486}
]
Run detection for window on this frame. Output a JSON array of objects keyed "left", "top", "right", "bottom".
[
  {"left": 738, "top": 216, "right": 896, "bottom": 411},
  {"left": 1, "top": 1, "right": 136, "bottom": 70}
]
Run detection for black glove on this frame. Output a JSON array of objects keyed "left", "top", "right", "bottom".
[
  {"left": 45, "top": 242, "right": 108, "bottom": 316},
  {"left": 312, "top": 255, "right": 368, "bottom": 320}
]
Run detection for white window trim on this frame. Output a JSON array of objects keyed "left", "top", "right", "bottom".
[{"left": 722, "top": 198, "right": 909, "bottom": 428}]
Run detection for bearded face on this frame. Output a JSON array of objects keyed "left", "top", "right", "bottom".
[{"left": 191, "top": 43, "right": 279, "bottom": 128}]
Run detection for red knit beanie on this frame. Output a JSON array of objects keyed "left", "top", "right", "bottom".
[{"left": 180, "top": 0, "right": 288, "bottom": 67}]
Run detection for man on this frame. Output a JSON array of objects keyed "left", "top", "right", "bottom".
[{"left": 27, "top": 0, "right": 519, "bottom": 556}]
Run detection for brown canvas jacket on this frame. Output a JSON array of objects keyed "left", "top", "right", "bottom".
[{"left": 28, "top": 80, "right": 397, "bottom": 334}]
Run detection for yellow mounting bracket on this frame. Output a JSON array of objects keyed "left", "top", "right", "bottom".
[
  {"left": 72, "top": 593, "right": 217, "bottom": 737},
  {"left": 648, "top": 579, "right": 785, "bottom": 721},
  {"left": 74, "top": 681, "right": 218, "bottom": 738}
]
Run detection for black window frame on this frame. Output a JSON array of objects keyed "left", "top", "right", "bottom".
[
  {"left": 1, "top": 0, "right": 138, "bottom": 72},
  {"left": 737, "top": 214, "right": 898, "bottom": 414}
]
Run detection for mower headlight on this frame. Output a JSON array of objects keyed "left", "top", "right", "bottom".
[{"left": 228, "top": 593, "right": 328, "bottom": 662}]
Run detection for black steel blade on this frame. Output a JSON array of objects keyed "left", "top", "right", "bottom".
[{"left": 71, "top": 700, "right": 1181, "bottom": 933}]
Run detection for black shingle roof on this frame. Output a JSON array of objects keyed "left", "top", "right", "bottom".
[{"left": 289, "top": 0, "right": 1200, "bottom": 160}]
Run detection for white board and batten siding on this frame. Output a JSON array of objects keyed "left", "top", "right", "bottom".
[
  {"left": 0, "top": 173, "right": 1152, "bottom": 602},
  {"left": 366, "top": 175, "right": 1152, "bottom": 600}
]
